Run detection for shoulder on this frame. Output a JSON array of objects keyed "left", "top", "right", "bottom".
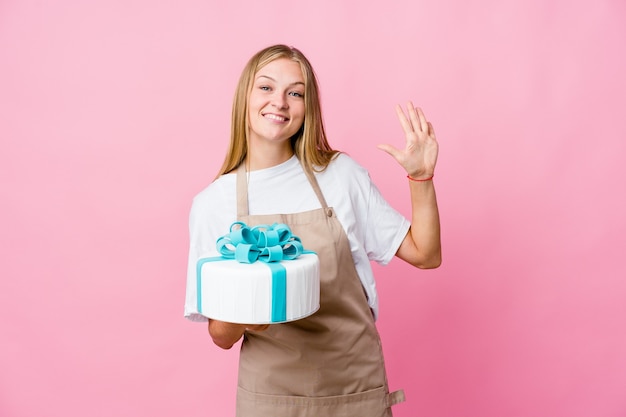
[
  {"left": 321, "top": 153, "right": 371, "bottom": 185},
  {"left": 326, "top": 152, "right": 367, "bottom": 173},
  {"left": 191, "top": 175, "right": 234, "bottom": 211},
  {"left": 316, "top": 153, "right": 374, "bottom": 208},
  {"left": 189, "top": 175, "right": 236, "bottom": 231}
]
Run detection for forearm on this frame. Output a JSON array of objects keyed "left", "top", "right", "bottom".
[{"left": 405, "top": 179, "right": 441, "bottom": 268}]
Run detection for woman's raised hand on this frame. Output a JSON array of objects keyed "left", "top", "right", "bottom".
[{"left": 377, "top": 102, "right": 439, "bottom": 180}]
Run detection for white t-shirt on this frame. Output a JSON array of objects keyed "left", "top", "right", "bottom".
[{"left": 184, "top": 154, "right": 410, "bottom": 321}]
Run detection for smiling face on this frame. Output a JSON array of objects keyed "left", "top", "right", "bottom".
[{"left": 247, "top": 58, "right": 306, "bottom": 151}]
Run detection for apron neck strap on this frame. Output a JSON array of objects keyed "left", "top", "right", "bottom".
[
  {"left": 236, "top": 162, "right": 249, "bottom": 218},
  {"left": 236, "top": 158, "right": 330, "bottom": 217}
]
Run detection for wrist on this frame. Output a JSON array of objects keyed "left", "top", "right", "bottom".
[{"left": 407, "top": 174, "right": 434, "bottom": 182}]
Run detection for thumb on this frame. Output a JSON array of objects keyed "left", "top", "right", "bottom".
[{"left": 377, "top": 144, "right": 401, "bottom": 160}]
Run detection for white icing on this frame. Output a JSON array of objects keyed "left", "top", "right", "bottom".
[{"left": 198, "top": 254, "right": 320, "bottom": 324}]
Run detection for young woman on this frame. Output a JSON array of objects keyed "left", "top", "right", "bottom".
[{"left": 185, "top": 44, "right": 441, "bottom": 417}]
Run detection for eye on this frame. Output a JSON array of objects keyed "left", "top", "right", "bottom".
[
  {"left": 288, "top": 91, "right": 304, "bottom": 98},
  {"left": 259, "top": 86, "right": 271, "bottom": 91}
]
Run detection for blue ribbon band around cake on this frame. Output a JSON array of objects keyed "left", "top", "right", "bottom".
[{"left": 196, "top": 222, "right": 313, "bottom": 323}]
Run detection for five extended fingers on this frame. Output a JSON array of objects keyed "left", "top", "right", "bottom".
[{"left": 380, "top": 102, "right": 438, "bottom": 175}]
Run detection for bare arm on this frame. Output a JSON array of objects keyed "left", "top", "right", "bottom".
[
  {"left": 378, "top": 102, "right": 442, "bottom": 269},
  {"left": 395, "top": 180, "right": 441, "bottom": 268}
]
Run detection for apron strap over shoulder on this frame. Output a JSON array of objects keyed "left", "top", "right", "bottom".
[
  {"left": 299, "top": 161, "right": 330, "bottom": 211},
  {"left": 236, "top": 163, "right": 249, "bottom": 218}
]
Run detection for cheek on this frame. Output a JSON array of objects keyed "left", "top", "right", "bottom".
[
  {"left": 294, "top": 103, "right": 306, "bottom": 121},
  {"left": 248, "top": 89, "right": 265, "bottom": 109},
  {"left": 247, "top": 96, "right": 260, "bottom": 120},
  {"left": 247, "top": 94, "right": 258, "bottom": 112}
]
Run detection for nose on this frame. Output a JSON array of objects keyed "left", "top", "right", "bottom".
[{"left": 271, "top": 92, "right": 289, "bottom": 110}]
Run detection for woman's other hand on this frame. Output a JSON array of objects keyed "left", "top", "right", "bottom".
[{"left": 377, "top": 102, "right": 438, "bottom": 180}]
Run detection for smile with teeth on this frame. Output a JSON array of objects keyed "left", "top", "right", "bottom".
[{"left": 263, "top": 113, "right": 288, "bottom": 122}]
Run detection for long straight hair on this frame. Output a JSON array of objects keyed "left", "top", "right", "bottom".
[{"left": 216, "top": 45, "right": 338, "bottom": 177}]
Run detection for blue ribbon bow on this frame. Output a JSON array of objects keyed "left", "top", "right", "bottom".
[{"left": 215, "top": 221, "right": 305, "bottom": 264}]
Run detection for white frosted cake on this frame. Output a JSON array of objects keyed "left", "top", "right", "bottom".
[
  {"left": 196, "top": 222, "right": 320, "bottom": 324},
  {"left": 196, "top": 253, "right": 320, "bottom": 324}
]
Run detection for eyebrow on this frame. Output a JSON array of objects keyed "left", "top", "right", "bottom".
[{"left": 256, "top": 75, "right": 304, "bottom": 86}]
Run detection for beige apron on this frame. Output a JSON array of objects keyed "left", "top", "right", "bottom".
[{"left": 235, "top": 161, "right": 405, "bottom": 417}]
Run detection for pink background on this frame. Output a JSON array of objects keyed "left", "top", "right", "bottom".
[{"left": 2, "top": 1, "right": 625, "bottom": 416}]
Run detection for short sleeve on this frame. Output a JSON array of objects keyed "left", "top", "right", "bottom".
[{"left": 363, "top": 176, "right": 410, "bottom": 265}]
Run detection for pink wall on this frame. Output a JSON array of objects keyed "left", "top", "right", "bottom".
[{"left": 2, "top": 1, "right": 625, "bottom": 416}]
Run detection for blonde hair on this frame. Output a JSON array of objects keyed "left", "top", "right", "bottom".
[{"left": 216, "top": 44, "right": 338, "bottom": 177}]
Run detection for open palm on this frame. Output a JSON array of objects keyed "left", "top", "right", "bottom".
[{"left": 378, "top": 102, "right": 439, "bottom": 179}]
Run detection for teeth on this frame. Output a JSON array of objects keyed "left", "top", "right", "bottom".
[{"left": 264, "top": 114, "right": 287, "bottom": 122}]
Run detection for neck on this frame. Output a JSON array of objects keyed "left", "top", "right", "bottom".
[{"left": 246, "top": 143, "right": 294, "bottom": 171}]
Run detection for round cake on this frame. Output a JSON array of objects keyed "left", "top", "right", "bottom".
[{"left": 196, "top": 253, "right": 320, "bottom": 324}]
